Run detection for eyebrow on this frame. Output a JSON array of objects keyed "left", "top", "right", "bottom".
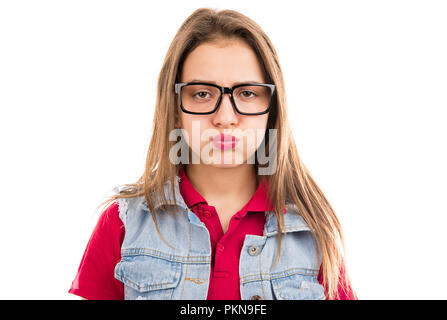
[{"left": 185, "top": 79, "right": 265, "bottom": 86}]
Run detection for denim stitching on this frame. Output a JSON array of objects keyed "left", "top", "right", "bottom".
[
  {"left": 258, "top": 250, "right": 266, "bottom": 299},
  {"left": 116, "top": 274, "right": 180, "bottom": 292},
  {"left": 179, "top": 222, "right": 192, "bottom": 299},
  {"left": 264, "top": 226, "right": 311, "bottom": 237},
  {"left": 240, "top": 268, "right": 319, "bottom": 284},
  {"left": 272, "top": 279, "right": 325, "bottom": 300},
  {"left": 120, "top": 248, "right": 211, "bottom": 264}
]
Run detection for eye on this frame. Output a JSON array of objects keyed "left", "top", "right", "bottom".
[
  {"left": 193, "top": 91, "right": 211, "bottom": 99},
  {"left": 240, "top": 90, "right": 256, "bottom": 98}
]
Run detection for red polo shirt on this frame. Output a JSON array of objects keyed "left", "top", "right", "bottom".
[
  {"left": 178, "top": 167, "right": 275, "bottom": 299},
  {"left": 69, "top": 168, "right": 356, "bottom": 300}
]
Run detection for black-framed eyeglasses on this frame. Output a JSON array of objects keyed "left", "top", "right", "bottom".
[{"left": 174, "top": 82, "right": 276, "bottom": 115}]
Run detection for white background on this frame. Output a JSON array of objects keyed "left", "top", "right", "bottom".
[{"left": 0, "top": 0, "right": 446, "bottom": 299}]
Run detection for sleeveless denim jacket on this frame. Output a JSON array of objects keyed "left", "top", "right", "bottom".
[{"left": 113, "top": 175, "right": 325, "bottom": 300}]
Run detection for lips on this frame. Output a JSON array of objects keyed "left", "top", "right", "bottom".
[{"left": 212, "top": 133, "right": 239, "bottom": 150}]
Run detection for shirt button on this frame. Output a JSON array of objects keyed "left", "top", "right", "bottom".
[
  {"left": 248, "top": 245, "right": 260, "bottom": 256},
  {"left": 250, "top": 295, "right": 262, "bottom": 300},
  {"left": 217, "top": 244, "right": 224, "bottom": 252},
  {"left": 203, "top": 210, "right": 212, "bottom": 218}
]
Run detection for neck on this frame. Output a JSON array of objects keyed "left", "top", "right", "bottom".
[{"left": 184, "top": 163, "right": 258, "bottom": 204}]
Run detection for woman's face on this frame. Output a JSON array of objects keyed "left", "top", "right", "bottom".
[{"left": 176, "top": 38, "right": 270, "bottom": 168}]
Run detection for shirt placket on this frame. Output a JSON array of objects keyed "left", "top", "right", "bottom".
[{"left": 195, "top": 204, "right": 244, "bottom": 270}]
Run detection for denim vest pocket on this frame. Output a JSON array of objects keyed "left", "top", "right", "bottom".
[
  {"left": 271, "top": 272, "right": 325, "bottom": 300},
  {"left": 114, "top": 254, "right": 182, "bottom": 300}
]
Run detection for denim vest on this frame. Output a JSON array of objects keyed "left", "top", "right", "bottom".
[{"left": 113, "top": 175, "right": 325, "bottom": 300}]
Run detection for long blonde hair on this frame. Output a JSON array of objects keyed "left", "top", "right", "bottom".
[{"left": 98, "top": 7, "right": 354, "bottom": 300}]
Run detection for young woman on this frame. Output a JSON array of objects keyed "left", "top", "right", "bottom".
[{"left": 69, "top": 7, "right": 357, "bottom": 300}]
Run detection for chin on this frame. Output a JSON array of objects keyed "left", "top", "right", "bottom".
[{"left": 207, "top": 162, "right": 244, "bottom": 169}]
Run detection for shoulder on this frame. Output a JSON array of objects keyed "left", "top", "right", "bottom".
[
  {"left": 110, "top": 188, "right": 149, "bottom": 227},
  {"left": 69, "top": 201, "right": 125, "bottom": 300},
  {"left": 97, "top": 202, "right": 121, "bottom": 227},
  {"left": 92, "top": 201, "right": 125, "bottom": 243}
]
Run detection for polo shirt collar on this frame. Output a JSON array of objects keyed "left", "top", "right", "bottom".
[
  {"left": 147, "top": 167, "right": 309, "bottom": 235},
  {"left": 178, "top": 166, "right": 274, "bottom": 213}
]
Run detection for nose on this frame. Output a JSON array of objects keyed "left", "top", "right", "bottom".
[{"left": 212, "top": 93, "right": 238, "bottom": 127}]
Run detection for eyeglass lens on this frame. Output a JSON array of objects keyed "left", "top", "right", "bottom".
[{"left": 181, "top": 84, "right": 271, "bottom": 114}]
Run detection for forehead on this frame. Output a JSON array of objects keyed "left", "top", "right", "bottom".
[{"left": 180, "top": 39, "right": 266, "bottom": 85}]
